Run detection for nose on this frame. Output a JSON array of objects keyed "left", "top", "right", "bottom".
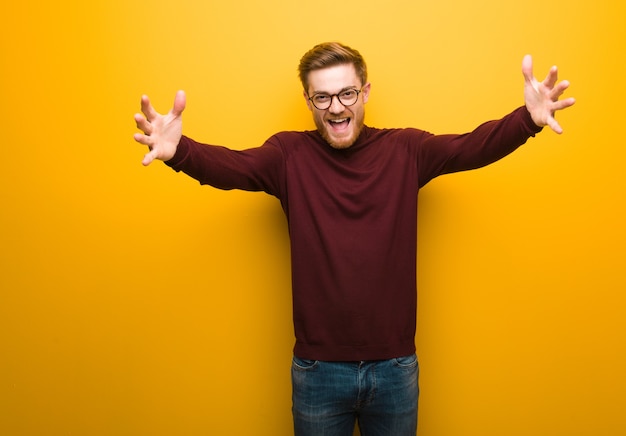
[{"left": 328, "top": 95, "right": 346, "bottom": 113}]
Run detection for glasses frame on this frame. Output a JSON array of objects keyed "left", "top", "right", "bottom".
[{"left": 307, "top": 87, "right": 363, "bottom": 110}]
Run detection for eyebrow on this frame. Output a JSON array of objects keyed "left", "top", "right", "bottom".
[{"left": 311, "top": 86, "right": 359, "bottom": 96}]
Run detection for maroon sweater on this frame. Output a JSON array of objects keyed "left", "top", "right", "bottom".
[{"left": 166, "top": 106, "right": 542, "bottom": 361}]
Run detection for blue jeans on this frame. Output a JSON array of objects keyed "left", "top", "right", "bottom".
[{"left": 291, "top": 355, "right": 419, "bottom": 436}]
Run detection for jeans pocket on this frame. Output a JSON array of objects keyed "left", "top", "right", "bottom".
[
  {"left": 393, "top": 353, "right": 418, "bottom": 369},
  {"left": 292, "top": 355, "right": 319, "bottom": 371}
]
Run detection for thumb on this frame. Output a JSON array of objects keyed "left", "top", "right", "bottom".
[
  {"left": 521, "top": 54, "right": 534, "bottom": 83},
  {"left": 172, "top": 90, "right": 186, "bottom": 117},
  {"left": 142, "top": 149, "right": 158, "bottom": 166}
]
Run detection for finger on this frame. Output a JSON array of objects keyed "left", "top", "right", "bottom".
[
  {"left": 543, "top": 65, "right": 558, "bottom": 89},
  {"left": 550, "top": 80, "right": 570, "bottom": 100},
  {"left": 134, "top": 113, "right": 152, "bottom": 135},
  {"left": 133, "top": 132, "right": 153, "bottom": 147},
  {"left": 521, "top": 54, "right": 534, "bottom": 83},
  {"left": 142, "top": 149, "right": 158, "bottom": 166},
  {"left": 140, "top": 94, "right": 159, "bottom": 122},
  {"left": 171, "top": 90, "right": 186, "bottom": 117},
  {"left": 552, "top": 97, "right": 576, "bottom": 111},
  {"left": 547, "top": 116, "right": 564, "bottom": 135}
]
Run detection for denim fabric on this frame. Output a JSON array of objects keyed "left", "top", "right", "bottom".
[{"left": 291, "top": 355, "right": 419, "bottom": 436}]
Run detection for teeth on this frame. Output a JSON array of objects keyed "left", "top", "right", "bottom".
[{"left": 329, "top": 118, "right": 348, "bottom": 124}]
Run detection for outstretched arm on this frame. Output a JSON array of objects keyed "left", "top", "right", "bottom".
[
  {"left": 522, "top": 55, "right": 575, "bottom": 134},
  {"left": 133, "top": 90, "right": 187, "bottom": 166}
]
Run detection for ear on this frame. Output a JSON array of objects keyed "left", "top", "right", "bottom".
[
  {"left": 303, "top": 89, "right": 313, "bottom": 111},
  {"left": 361, "top": 82, "right": 371, "bottom": 104}
]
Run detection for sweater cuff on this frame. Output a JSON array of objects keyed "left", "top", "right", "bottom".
[
  {"left": 520, "top": 105, "right": 544, "bottom": 135},
  {"left": 164, "top": 136, "right": 191, "bottom": 169}
]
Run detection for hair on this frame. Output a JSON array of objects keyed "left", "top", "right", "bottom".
[{"left": 298, "top": 42, "right": 368, "bottom": 91}]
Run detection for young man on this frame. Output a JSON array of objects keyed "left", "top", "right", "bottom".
[{"left": 133, "top": 42, "right": 574, "bottom": 435}]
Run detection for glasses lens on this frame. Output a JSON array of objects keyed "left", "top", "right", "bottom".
[
  {"left": 310, "top": 89, "right": 360, "bottom": 110},
  {"left": 312, "top": 95, "right": 331, "bottom": 109},
  {"left": 338, "top": 90, "right": 358, "bottom": 106}
]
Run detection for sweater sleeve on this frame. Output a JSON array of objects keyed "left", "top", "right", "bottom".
[
  {"left": 417, "top": 106, "right": 543, "bottom": 188},
  {"left": 165, "top": 135, "right": 286, "bottom": 198}
]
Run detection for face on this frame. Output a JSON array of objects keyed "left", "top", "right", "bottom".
[{"left": 304, "top": 64, "right": 371, "bottom": 149}]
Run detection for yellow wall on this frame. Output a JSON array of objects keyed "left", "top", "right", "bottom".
[{"left": 1, "top": 1, "right": 624, "bottom": 435}]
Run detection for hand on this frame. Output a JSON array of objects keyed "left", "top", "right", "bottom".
[
  {"left": 133, "top": 90, "right": 186, "bottom": 166},
  {"left": 522, "top": 55, "right": 575, "bottom": 134}
]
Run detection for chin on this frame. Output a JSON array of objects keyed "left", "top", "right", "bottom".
[
  {"left": 326, "top": 136, "right": 356, "bottom": 149},
  {"left": 321, "top": 125, "right": 362, "bottom": 150},
  {"left": 314, "top": 112, "right": 365, "bottom": 150}
]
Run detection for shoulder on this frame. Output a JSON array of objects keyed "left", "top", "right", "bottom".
[
  {"left": 263, "top": 130, "right": 328, "bottom": 159},
  {"left": 267, "top": 130, "right": 320, "bottom": 145},
  {"left": 360, "top": 126, "right": 432, "bottom": 148}
]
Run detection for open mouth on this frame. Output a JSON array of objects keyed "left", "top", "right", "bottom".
[{"left": 327, "top": 117, "right": 351, "bottom": 131}]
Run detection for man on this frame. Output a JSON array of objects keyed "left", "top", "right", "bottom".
[{"left": 133, "top": 42, "right": 574, "bottom": 435}]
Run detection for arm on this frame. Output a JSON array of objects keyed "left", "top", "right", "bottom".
[
  {"left": 165, "top": 135, "right": 286, "bottom": 197},
  {"left": 523, "top": 55, "right": 575, "bottom": 134},
  {"left": 417, "top": 106, "right": 541, "bottom": 187},
  {"left": 133, "top": 90, "right": 186, "bottom": 166},
  {"left": 133, "top": 90, "right": 285, "bottom": 196},
  {"left": 416, "top": 56, "right": 575, "bottom": 187}
]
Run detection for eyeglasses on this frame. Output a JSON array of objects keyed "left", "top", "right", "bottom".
[{"left": 307, "top": 88, "right": 363, "bottom": 110}]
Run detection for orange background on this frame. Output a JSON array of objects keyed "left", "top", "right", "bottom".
[{"left": 1, "top": 1, "right": 624, "bottom": 435}]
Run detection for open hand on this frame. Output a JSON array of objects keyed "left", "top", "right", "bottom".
[
  {"left": 522, "top": 55, "right": 575, "bottom": 134},
  {"left": 133, "top": 90, "right": 186, "bottom": 165}
]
